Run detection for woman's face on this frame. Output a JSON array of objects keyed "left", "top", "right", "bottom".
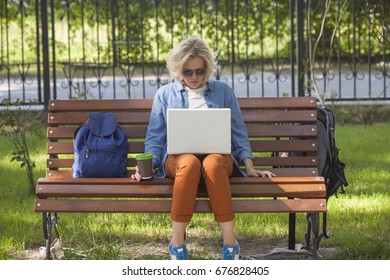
[{"left": 181, "top": 56, "right": 206, "bottom": 89}]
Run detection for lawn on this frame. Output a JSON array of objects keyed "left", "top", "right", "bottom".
[{"left": 0, "top": 124, "right": 389, "bottom": 260}]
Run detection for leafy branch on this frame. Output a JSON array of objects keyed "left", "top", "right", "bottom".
[
  {"left": 367, "top": 1, "right": 390, "bottom": 79},
  {"left": 0, "top": 99, "right": 44, "bottom": 196}
]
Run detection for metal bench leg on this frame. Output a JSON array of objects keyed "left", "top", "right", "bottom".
[
  {"left": 42, "top": 212, "right": 60, "bottom": 260},
  {"left": 305, "top": 213, "right": 320, "bottom": 258},
  {"left": 43, "top": 212, "right": 52, "bottom": 260},
  {"left": 304, "top": 213, "right": 312, "bottom": 250},
  {"left": 288, "top": 213, "right": 296, "bottom": 250},
  {"left": 311, "top": 213, "right": 320, "bottom": 258}
]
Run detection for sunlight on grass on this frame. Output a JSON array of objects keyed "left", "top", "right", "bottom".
[{"left": 330, "top": 193, "right": 390, "bottom": 213}]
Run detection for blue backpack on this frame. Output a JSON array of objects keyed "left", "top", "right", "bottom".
[{"left": 72, "top": 112, "right": 128, "bottom": 178}]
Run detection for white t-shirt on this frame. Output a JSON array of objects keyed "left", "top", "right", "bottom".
[{"left": 187, "top": 85, "right": 208, "bottom": 109}]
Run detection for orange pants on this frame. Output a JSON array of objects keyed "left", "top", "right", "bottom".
[{"left": 165, "top": 154, "right": 234, "bottom": 223}]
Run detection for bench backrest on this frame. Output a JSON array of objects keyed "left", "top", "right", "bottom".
[{"left": 45, "top": 97, "right": 319, "bottom": 178}]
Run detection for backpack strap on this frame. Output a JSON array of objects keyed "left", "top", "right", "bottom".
[
  {"left": 324, "top": 109, "right": 334, "bottom": 163},
  {"left": 72, "top": 125, "right": 83, "bottom": 142},
  {"left": 326, "top": 108, "right": 337, "bottom": 162},
  {"left": 319, "top": 212, "right": 332, "bottom": 241}
]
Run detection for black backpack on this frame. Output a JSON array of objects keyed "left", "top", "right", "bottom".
[
  {"left": 316, "top": 107, "right": 348, "bottom": 199},
  {"left": 285, "top": 107, "right": 348, "bottom": 243},
  {"left": 316, "top": 107, "right": 349, "bottom": 240}
]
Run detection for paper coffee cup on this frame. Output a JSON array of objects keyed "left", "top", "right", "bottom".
[{"left": 136, "top": 153, "right": 153, "bottom": 179}]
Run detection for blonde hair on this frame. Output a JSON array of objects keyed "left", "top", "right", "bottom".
[{"left": 166, "top": 37, "right": 219, "bottom": 82}]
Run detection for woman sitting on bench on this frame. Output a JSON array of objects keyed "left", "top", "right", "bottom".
[{"left": 132, "top": 37, "right": 275, "bottom": 260}]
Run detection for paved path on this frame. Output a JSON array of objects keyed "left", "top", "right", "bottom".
[{"left": 1, "top": 71, "right": 389, "bottom": 103}]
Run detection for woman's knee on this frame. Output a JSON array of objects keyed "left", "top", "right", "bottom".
[
  {"left": 175, "top": 154, "right": 202, "bottom": 175},
  {"left": 165, "top": 154, "right": 201, "bottom": 178},
  {"left": 202, "top": 154, "right": 232, "bottom": 176}
]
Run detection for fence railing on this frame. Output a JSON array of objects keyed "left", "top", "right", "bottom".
[{"left": 0, "top": 0, "right": 389, "bottom": 107}]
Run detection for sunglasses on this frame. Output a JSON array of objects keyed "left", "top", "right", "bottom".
[{"left": 182, "top": 68, "right": 206, "bottom": 77}]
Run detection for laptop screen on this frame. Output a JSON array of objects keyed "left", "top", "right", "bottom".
[{"left": 167, "top": 109, "right": 231, "bottom": 154}]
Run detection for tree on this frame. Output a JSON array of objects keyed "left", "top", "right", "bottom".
[{"left": 306, "top": 0, "right": 348, "bottom": 107}]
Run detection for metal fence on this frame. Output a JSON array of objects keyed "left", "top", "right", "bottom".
[{"left": 0, "top": 0, "right": 389, "bottom": 106}]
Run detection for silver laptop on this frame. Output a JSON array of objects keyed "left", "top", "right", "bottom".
[{"left": 167, "top": 109, "right": 231, "bottom": 154}]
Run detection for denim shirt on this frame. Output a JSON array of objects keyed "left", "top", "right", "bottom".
[{"left": 144, "top": 80, "right": 253, "bottom": 178}]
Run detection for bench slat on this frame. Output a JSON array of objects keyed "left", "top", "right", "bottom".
[
  {"left": 253, "top": 156, "right": 318, "bottom": 166},
  {"left": 47, "top": 126, "right": 148, "bottom": 139},
  {"left": 44, "top": 168, "right": 319, "bottom": 178},
  {"left": 46, "top": 158, "right": 138, "bottom": 168},
  {"left": 47, "top": 142, "right": 145, "bottom": 154},
  {"left": 48, "top": 110, "right": 317, "bottom": 125},
  {"left": 47, "top": 125, "right": 317, "bottom": 140},
  {"left": 35, "top": 198, "right": 326, "bottom": 213},
  {"left": 242, "top": 110, "right": 317, "bottom": 123},
  {"left": 250, "top": 139, "right": 318, "bottom": 152},
  {"left": 38, "top": 176, "right": 324, "bottom": 184},
  {"left": 237, "top": 97, "right": 317, "bottom": 109},
  {"left": 48, "top": 98, "right": 316, "bottom": 112},
  {"left": 48, "top": 112, "right": 151, "bottom": 125},
  {"left": 48, "top": 99, "right": 154, "bottom": 111},
  {"left": 48, "top": 108, "right": 318, "bottom": 126},
  {"left": 36, "top": 182, "right": 325, "bottom": 198},
  {"left": 46, "top": 140, "right": 318, "bottom": 155},
  {"left": 45, "top": 156, "right": 318, "bottom": 169},
  {"left": 246, "top": 124, "right": 317, "bottom": 137}
]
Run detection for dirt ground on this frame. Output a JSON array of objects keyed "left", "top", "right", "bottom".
[{"left": 24, "top": 239, "right": 339, "bottom": 260}]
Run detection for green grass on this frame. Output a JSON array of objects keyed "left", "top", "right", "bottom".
[{"left": 0, "top": 124, "right": 389, "bottom": 260}]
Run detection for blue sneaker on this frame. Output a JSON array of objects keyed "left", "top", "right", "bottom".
[
  {"left": 168, "top": 242, "right": 189, "bottom": 260},
  {"left": 222, "top": 243, "right": 240, "bottom": 260}
]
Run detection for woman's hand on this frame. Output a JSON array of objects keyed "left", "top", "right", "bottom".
[
  {"left": 131, "top": 166, "right": 142, "bottom": 182},
  {"left": 246, "top": 168, "right": 275, "bottom": 178},
  {"left": 131, "top": 166, "right": 158, "bottom": 181},
  {"left": 243, "top": 158, "right": 276, "bottom": 178}
]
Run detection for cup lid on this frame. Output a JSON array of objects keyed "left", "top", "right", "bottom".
[{"left": 136, "top": 152, "right": 153, "bottom": 160}]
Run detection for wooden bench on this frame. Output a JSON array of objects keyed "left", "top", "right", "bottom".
[{"left": 34, "top": 97, "right": 327, "bottom": 259}]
